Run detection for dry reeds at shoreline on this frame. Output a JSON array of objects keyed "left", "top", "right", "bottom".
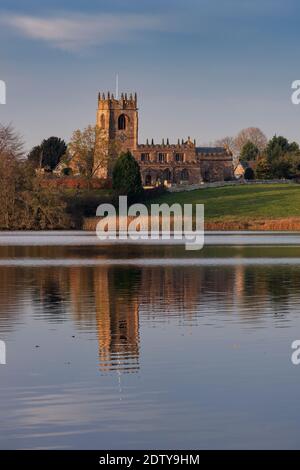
[{"left": 83, "top": 216, "right": 300, "bottom": 232}]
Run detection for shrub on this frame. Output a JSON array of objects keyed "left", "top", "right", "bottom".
[
  {"left": 244, "top": 167, "right": 255, "bottom": 180},
  {"left": 256, "top": 157, "right": 271, "bottom": 179}
]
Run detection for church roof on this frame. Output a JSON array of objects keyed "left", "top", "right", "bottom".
[{"left": 196, "top": 146, "right": 226, "bottom": 154}]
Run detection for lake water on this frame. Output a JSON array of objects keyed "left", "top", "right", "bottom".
[{"left": 1, "top": 232, "right": 300, "bottom": 449}]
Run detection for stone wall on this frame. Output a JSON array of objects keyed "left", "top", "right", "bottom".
[
  {"left": 167, "top": 178, "right": 295, "bottom": 192},
  {"left": 199, "top": 155, "right": 234, "bottom": 182}
]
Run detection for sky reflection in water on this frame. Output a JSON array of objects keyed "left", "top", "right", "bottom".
[{"left": 0, "top": 235, "right": 300, "bottom": 449}]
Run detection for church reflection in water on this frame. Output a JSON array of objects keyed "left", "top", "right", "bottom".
[
  {"left": 94, "top": 267, "right": 140, "bottom": 373},
  {"left": 0, "top": 246, "right": 299, "bottom": 373}
]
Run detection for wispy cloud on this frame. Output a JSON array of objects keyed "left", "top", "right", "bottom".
[{"left": 0, "top": 12, "right": 167, "bottom": 51}]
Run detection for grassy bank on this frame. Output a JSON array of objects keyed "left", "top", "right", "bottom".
[
  {"left": 146, "top": 183, "right": 300, "bottom": 230},
  {"left": 83, "top": 183, "right": 300, "bottom": 231}
]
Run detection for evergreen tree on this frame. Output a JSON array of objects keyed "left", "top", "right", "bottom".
[
  {"left": 39, "top": 137, "right": 67, "bottom": 171},
  {"left": 240, "top": 141, "right": 259, "bottom": 162},
  {"left": 256, "top": 157, "right": 272, "bottom": 179},
  {"left": 112, "top": 151, "right": 143, "bottom": 199},
  {"left": 265, "top": 135, "right": 290, "bottom": 162}
]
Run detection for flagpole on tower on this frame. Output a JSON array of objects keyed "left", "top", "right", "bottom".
[{"left": 116, "top": 73, "right": 119, "bottom": 99}]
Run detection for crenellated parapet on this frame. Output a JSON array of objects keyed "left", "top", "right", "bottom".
[
  {"left": 196, "top": 146, "right": 233, "bottom": 161},
  {"left": 137, "top": 136, "right": 196, "bottom": 150},
  {"left": 133, "top": 136, "right": 198, "bottom": 168},
  {"left": 98, "top": 92, "right": 137, "bottom": 110}
]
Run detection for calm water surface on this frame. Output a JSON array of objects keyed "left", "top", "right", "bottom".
[{"left": 1, "top": 232, "right": 300, "bottom": 449}]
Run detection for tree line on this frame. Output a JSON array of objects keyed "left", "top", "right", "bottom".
[
  {"left": 2, "top": 120, "right": 300, "bottom": 230},
  {"left": 0, "top": 124, "right": 143, "bottom": 229},
  {"left": 0, "top": 124, "right": 71, "bottom": 229},
  {"left": 26, "top": 124, "right": 300, "bottom": 183},
  {"left": 216, "top": 127, "right": 300, "bottom": 180}
]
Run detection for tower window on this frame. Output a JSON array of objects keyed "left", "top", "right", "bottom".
[
  {"left": 158, "top": 153, "right": 166, "bottom": 162},
  {"left": 175, "top": 153, "right": 184, "bottom": 162},
  {"left": 118, "top": 114, "right": 126, "bottom": 130},
  {"left": 141, "top": 153, "right": 150, "bottom": 162}
]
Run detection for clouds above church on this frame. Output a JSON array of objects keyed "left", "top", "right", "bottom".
[
  {"left": 1, "top": 0, "right": 299, "bottom": 151},
  {"left": 0, "top": 12, "right": 167, "bottom": 51}
]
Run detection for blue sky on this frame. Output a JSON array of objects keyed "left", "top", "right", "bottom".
[{"left": 1, "top": 0, "right": 300, "bottom": 150}]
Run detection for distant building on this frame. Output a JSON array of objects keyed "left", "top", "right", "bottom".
[
  {"left": 94, "top": 91, "right": 234, "bottom": 185},
  {"left": 234, "top": 161, "right": 246, "bottom": 179},
  {"left": 234, "top": 160, "right": 257, "bottom": 179}
]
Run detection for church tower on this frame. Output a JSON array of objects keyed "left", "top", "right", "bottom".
[
  {"left": 96, "top": 91, "right": 138, "bottom": 151},
  {"left": 94, "top": 92, "right": 138, "bottom": 178}
]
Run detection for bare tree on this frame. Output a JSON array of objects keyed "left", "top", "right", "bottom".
[
  {"left": 214, "top": 135, "right": 236, "bottom": 154},
  {"left": 68, "top": 125, "right": 120, "bottom": 179},
  {"left": 0, "top": 123, "right": 24, "bottom": 159},
  {"left": 0, "top": 124, "right": 24, "bottom": 227},
  {"left": 234, "top": 127, "right": 267, "bottom": 153},
  {"left": 93, "top": 127, "right": 120, "bottom": 179},
  {"left": 68, "top": 125, "right": 96, "bottom": 177},
  {"left": 0, "top": 153, "right": 19, "bottom": 228},
  {"left": 0, "top": 124, "right": 70, "bottom": 229}
]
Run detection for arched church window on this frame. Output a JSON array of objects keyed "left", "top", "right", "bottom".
[
  {"left": 118, "top": 114, "right": 126, "bottom": 130},
  {"left": 181, "top": 169, "right": 189, "bottom": 180},
  {"left": 163, "top": 168, "right": 172, "bottom": 181}
]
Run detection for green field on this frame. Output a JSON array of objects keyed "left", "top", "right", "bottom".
[
  {"left": 148, "top": 183, "right": 300, "bottom": 223},
  {"left": 83, "top": 183, "right": 300, "bottom": 230}
]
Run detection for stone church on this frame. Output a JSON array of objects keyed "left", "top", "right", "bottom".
[{"left": 95, "top": 91, "right": 233, "bottom": 185}]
